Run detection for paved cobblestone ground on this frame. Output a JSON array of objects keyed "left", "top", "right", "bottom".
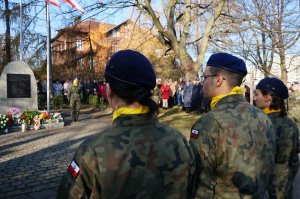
[
  {"left": 0, "top": 108, "right": 112, "bottom": 199},
  {"left": 0, "top": 107, "right": 299, "bottom": 198}
]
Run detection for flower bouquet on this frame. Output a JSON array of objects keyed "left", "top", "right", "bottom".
[
  {"left": 1, "top": 108, "right": 64, "bottom": 132},
  {"left": 51, "top": 112, "right": 63, "bottom": 123},
  {"left": 7, "top": 107, "right": 21, "bottom": 115},
  {"left": 39, "top": 111, "right": 51, "bottom": 124},
  {"left": 21, "top": 110, "right": 39, "bottom": 125},
  {"left": 0, "top": 114, "right": 9, "bottom": 133}
]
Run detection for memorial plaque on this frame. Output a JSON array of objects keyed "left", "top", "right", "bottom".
[
  {"left": 7, "top": 74, "right": 31, "bottom": 98},
  {"left": 0, "top": 61, "right": 38, "bottom": 112}
]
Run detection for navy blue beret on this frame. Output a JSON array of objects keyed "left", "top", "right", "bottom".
[
  {"left": 256, "top": 77, "right": 289, "bottom": 99},
  {"left": 207, "top": 53, "right": 247, "bottom": 76},
  {"left": 105, "top": 50, "right": 156, "bottom": 90}
]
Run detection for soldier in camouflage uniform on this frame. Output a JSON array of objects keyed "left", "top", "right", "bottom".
[
  {"left": 68, "top": 78, "right": 82, "bottom": 122},
  {"left": 189, "top": 53, "right": 276, "bottom": 198},
  {"left": 57, "top": 50, "right": 194, "bottom": 199},
  {"left": 254, "top": 77, "right": 300, "bottom": 198}
]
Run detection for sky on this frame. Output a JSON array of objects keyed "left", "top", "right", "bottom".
[
  {"left": 0, "top": 0, "right": 133, "bottom": 37},
  {"left": 1, "top": 0, "right": 299, "bottom": 78}
]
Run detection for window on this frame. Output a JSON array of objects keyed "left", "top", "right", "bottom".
[
  {"left": 78, "top": 58, "right": 84, "bottom": 69},
  {"left": 112, "top": 30, "right": 119, "bottom": 38},
  {"left": 124, "top": 31, "right": 131, "bottom": 39},
  {"left": 155, "top": 49, "right": 162, "bottom": 55},
  {"left": 60, "top": 41, "right": 65, "bottom": 51},
  {"left": 64, "top": 40, "right": 67, "bottom": 50},
  {"left": 111, "top": 43, "right": 118, "bottom": 53},
  {"left": 124, "top": 25, "right": 131, "bottom": 39},
  {"left": 76, "top": 39, "right": 83, "bottom": 50}
]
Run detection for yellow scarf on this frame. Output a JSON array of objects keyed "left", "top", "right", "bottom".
[
  {"left": 210, "top": 86, "right": 245, "bottom": 109},
  {"left": 112, "top": 106, "right": 150, "bottom": 121},
  {"left": 263, "top": 108, "right": 281, "bottom": 115},
  {"left": 73, "top": 82, "right": 78, "bottom": 87}
]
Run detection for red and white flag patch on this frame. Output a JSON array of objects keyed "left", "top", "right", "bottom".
[
  {"left": 68, "top": 160, "right": 80, "bottom": 178},
  {"left": 191, "top": 129, "right": 199, "bottom": 138}
]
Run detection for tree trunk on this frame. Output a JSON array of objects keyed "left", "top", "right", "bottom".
[
  {"left": 173, "top": 44, "right": 198, "bottom": 79},
  {"left": 277, "top": 0, "right": 287, "bottom": 83},
  {"left": 197, "top": 0, "right": 225, "bottom": 72},
  {"left": 4, "top": 0, "right": 11, "bottom": 65},
  {"left": 89, "top": 35, "right": 95, "bottom": 80},
  {"left": 180, "top": 57, "right": 198, "bottom": 80},
  {"left": 279, "top": 47, "right": 288, "bottom": 83}
]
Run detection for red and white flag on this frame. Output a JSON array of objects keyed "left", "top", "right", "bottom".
[
  {"left": 45, "top": 0, "right": 60, "bottom": 7},
  {"left": 190, "top": 129, "right": 199, "bottom": 138},
  {"left": 68, "top": 160, "right": 80, "bottom": 178},
  {"left": 64, "top": 0, "right": 84, "bottom": 13}
]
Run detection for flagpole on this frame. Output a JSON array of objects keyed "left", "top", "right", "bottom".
[
  {"left": 19, "top": 0, "right": 23, "bottom": 61},
  {"left": 46, "top": 2, "right": 52, "bottom": 113}
]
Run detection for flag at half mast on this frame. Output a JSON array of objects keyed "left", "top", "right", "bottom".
[
  {"left": 64, "top": 0, "right": 84, "bottom": 13},
  {"left": 45, "top": 0, "right": 60, "bottom": 7}
]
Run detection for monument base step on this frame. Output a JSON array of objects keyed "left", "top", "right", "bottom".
[{"left": 4, "top": 122, "right": 65, "bottom": 133}]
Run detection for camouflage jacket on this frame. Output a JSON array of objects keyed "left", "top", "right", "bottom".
[
  {"left": 57, "top": 113, "right": 194, "bottom": 199},
  {"left": 189, "top": 94, "right": 276, "bottom": 199},
  {"left": 267, "top": 112, "right": 300, "bottom": 198},
  {"left": 68, "top": 85, "right": 82, "bottom": 101}
]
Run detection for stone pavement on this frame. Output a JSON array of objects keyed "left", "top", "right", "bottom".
[
  {"left": 0, "top": 108, "right": 112, "bottom": 199},
  {"left": 0, "top": 107, "right": 300, "bottom": 198}
]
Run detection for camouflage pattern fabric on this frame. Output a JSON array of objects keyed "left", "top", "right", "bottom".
[
  {"left": 68, "top": 85, "right": 82, "bottom": 120},
  {"left": 57, "top": 113, "right": 194, "bottom": 199},
  {"left": 267, "top": 112, "right": 300, "bottom": 199},
  {"left": 189, "top": 94, "right": 276, "bottom": 199}
]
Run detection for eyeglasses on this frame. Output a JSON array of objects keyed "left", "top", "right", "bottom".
[{"left": 200, "top": 74, "right": 217, "bottom": 82}]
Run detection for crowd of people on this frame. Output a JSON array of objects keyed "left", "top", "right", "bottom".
[
  {"left": 55, "top": 50, "right": 299, "bottom": 199},
  {"left": 37, "top": 79, "right": 108, "bottom": 104},
  {"left": 37, "top": 78, "right": 108, "bottom": 121},
  {"left": 153, "top": 77, "right": 210, "bottom": 114}
]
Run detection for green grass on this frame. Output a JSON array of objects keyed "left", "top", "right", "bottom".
[
  {"left": 158, "top": 106, "right": 300, "bottom": 139},
  {"left": 158, "top": 106, "right": 201, "bottom": 138}
]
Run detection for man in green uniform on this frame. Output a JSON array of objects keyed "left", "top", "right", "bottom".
[
  {"left": 254, "top": 77, "right": 300, "bottom": 198},
  {"left": 68, "top": 78, "right": 82, "bottom": 122},
  {"left": 57, "top": 50, "right": 194, "bottom": 199},
  {"left": 189, "top": 52, "right": 276, "bottom": 198}
]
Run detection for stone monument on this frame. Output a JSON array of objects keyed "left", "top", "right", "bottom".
[{"left": 0, "top": 61, "right": 38, "bottom": 113}]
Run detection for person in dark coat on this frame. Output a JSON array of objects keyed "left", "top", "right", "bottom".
[
  {"left": 191, "top": 79, "right": 201, "bottom": 112},
  {"left": 183, "top": 80, "right": 193, "bottom": 113}
]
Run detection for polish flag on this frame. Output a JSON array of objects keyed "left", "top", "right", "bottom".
[
  {"left": 64, "top": 0, "right": 84, "bottom": 13},
  {"left": 68, "top": 160, "right": 80, "bottom": 178},
  {"left": 190, "top": 129, "right": 199, "bottom": 138},
  {"left": 45, "top": 0, "right": 60, "bottom": 7}
]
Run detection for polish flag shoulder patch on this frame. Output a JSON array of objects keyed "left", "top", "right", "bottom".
[
  {"left": 191, "top": 129, "right": 199, "bottom": 138},
  {"left": 68, "top": 160, "right": 80, "bottom": 178}
]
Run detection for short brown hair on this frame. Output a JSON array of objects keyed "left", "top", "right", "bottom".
[{"left": 209, "top": 67, "right": 244, "bottom": 88}]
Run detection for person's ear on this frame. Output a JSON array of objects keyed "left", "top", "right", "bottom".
[
  {"left": 106, "top": 83, "right": 113, "bottom": 98},
  {"left": 265, "top": 94, "right": 272, "bottom": 105},
  {"left": 215, "top": 74, "right": 225, "bottom": 87}
]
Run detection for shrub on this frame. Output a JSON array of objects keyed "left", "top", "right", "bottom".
[
  {"left": 99, "top": 97, "right": 107, "bottom": 111},
  {"left": 38, "top": 94, "right": 47, "bottom": 110},
  {"left": 52, "top": 95, "right": 64, "bottom": 109},
  {"left": 89, "top": 95, "right": 99, "bottom": 110}
]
